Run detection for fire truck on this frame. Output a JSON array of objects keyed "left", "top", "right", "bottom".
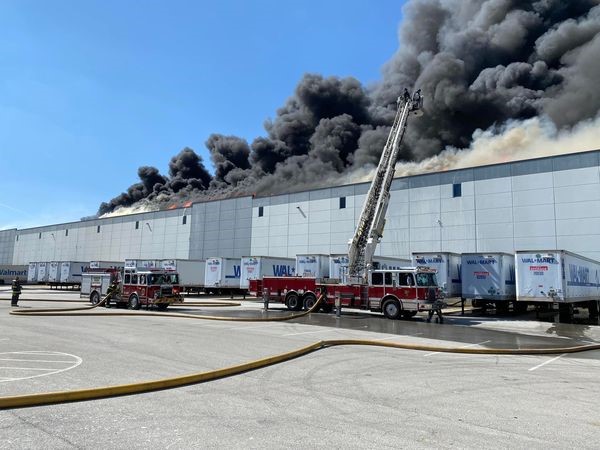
[
  {"left": 83, "top": 265, "right": 183, "bottom": 310},
  {"left": 249, "top": 267, "right": 440, "bottom": 319},
  {"left": 249, "top": 91, "right": 445, "bottom": 321}
]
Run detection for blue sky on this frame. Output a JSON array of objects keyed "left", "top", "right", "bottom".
[{"left": 0, "top": 0, "right": 404, "bottom": 230}]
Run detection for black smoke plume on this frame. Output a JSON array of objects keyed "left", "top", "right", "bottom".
[{"left": 99, "top": 0, "right": 600, "bottom": 215}]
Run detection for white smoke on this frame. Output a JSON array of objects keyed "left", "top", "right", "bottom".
[
  {"left": 100, "top": 200, "right": 159, "bottom": 218},
  {"left": 393, "top": 114, "right": 600, "bottom": 177}
]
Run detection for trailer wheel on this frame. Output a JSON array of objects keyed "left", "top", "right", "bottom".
[
  {"left": 156, "top": 303, "right": 169, "bottom": 311},
  {"left": 90, "top": 291, "right": 100, "bottom": 305},
  {"left": 128, "top": 294, "right": 141, "bottom": 310},
  {"left": 303, "top": 294, "right": 318, "bottom": 311},
  {"left": 285, "top": 293, "right": 302, "bottom": 311},
  {"left": 382, "top": 298, "right": 402, "bottom": 320}
]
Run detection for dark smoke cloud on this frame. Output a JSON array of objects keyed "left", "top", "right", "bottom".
[{"left": 99, "top": 0, "right": 600, "bottom": 215}]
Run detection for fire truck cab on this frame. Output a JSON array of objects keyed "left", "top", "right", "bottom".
[{"left": 365, "top": 267, "right": 441, "bottom": 319}]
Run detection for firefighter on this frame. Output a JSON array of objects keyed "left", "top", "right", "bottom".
[
  {"left": 403, "top": 88, "right": 411, "bottom": 103},
  {"left": 105, "top": 279, "right": 120, "bottom": 308},
  {"left": 427, "top": 301, "right": 444, "bottom": 324},
  {"left": 11, "top": 277, "right": 22, "bottom": 307}
]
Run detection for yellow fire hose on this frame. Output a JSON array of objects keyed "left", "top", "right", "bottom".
[
  {"left": 8, "top": 291, "right": 319, "bottom": 321},
  {"left": 2, "top": 294, "right": 599, "bottom": 410}
]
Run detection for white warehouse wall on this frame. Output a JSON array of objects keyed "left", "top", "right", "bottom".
[
  {"left": 11, "top": 209, "right": 191, "bottom": 265},
  {"left": 0, "top": 229, "right": 16, "bottom": 264},
  {"left": 250, "top": 150, "right": 600, "bottom": 261}
]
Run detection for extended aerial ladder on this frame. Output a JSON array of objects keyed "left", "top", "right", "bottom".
[{"left": 346, "top": 92, "right": 423, "bottom": 283}]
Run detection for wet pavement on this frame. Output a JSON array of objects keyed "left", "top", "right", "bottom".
[{"left": 3, "top": 288, "right": 600, "bottom": 350}]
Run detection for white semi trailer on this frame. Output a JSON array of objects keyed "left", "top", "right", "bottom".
[
  {"left": 296, "top": 254, "right": 330, "bottom": 278},
  {"left": 47, "top": 262, "right": 61, "bottom": 283},
  {"left": 515, "top": 250, "right": 600, "bottom": 321},
  {"left": 460, "top": 253, "right": 517, "bottom": 313},
  {"left": 240, "top": 256, "right": 295, "bottom": 290},
  {"left": 204, "top": 257, "right": 242, "bottom": 292},
  {"left": 412, "top": 252, "right": 462, "bottom": 297},
  {"left": 27, "top": 262, "right": 38, "bottom": 283},
  {"left": 161, "top": 259, "right": 206, "bottom": 293},
  {"left": 59, "top": 261, "right": 88, "bottom": 285},
  {"left": 36, "top": 262, "right": 48, "bottom": 283}
]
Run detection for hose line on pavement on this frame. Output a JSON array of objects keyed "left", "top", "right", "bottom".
[
  {"left": 3, "top": 293, "right": 599, "bottom": 410},
  {"left": 0, "top": 338, "right": 599, "bottom": 410}
]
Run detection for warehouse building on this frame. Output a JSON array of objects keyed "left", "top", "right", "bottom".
[{"left": 1, "top": 149, "right": 600, "bottom": 265}]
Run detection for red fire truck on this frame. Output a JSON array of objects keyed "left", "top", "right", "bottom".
[
  {"left": 249, "top": 267, "right": 442, "bottom": 320},
  {"left": 85, "top": 266, "right": 183, "bottom": 310}
]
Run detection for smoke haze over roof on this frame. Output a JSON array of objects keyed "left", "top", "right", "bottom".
[{"left": 99, "top": 0, "right": 600, "bottom": 217}]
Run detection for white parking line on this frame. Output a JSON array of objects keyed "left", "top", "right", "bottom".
[
  {"left": 528, "top": 354, "right": 565, "bottom": 371},
  {"left": 0, "top": 358, "right": 75, "bottom": 363},
  {"left": 0, "top": 351, "right": 82, "bottom": 383},
  {"left": 423, "top": 340, "right": 491, "bottom": 357}
]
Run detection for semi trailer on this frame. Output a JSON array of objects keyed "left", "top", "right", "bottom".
[
  {"left": 515, "top": 250, "right": 600, "bottom": 321},
  {"left": 412, "top": 252, "right": 462, "bottom": 297},
  {"left": 204, "top": 257, "right": 242, "bottom": 293},
  {"left": 460, "top": 253, "right": 517, "bottom": 313},
  {"left": 161, "top": 259, "right": 206, "bottom": 293},
  {"left": 296, "top": 254, "right": 330, "bottom": 278},
  {"left": 240, "top": 256, "right": 295, "bottom": 290}
]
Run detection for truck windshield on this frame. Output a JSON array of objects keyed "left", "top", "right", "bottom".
[
  {"left": 148, "top": 274, "right": 179, "bottom": 285},
  {"left": 415, "top": 273, "right": 437, "bottom": 287}
]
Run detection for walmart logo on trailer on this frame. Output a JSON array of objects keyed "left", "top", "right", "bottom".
[
  {"left": 521, "top": 256, "right": 558, "bottom": 264},
  {"left": 273, "top": 265, "right": 294, "bottom": 276},
  {"left": 466, "top": 259, "right": 497, "bottom": 265},
  {"left": 225, "top": 265, "right": 241, "bottom": 279}
]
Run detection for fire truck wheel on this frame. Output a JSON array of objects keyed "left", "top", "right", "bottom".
[
  {"left": 382, "top": 298, "right": 402, "bottom": 320},
  {"left": 128, "top": 295, "right": 141, "bottom": 310},
  {"left": 303, "top": 294, "right": 317, "bottom": 311},
  {"left": 90, "top": 291, "right": 100, "bottom": 305},
  {"left": 402, "top": 311, "right": 417, "bottom": 320},
  {"left": 285, "top": 293, "right": 302, "bottom": 311}
]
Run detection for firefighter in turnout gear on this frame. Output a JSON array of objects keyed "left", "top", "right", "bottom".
[
  {"left": 105, "top": 279, "right": 120, "bottom": 308},
  {"left": 11, "top": 277, "right": 22, "bottom": 307}
]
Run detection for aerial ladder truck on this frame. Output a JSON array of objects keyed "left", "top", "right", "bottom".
[{"left": 249, "top": 91, "right": 444, "bottom": 321}]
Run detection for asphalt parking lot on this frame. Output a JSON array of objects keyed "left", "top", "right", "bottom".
[{"left": 1, "top": 287, "right": 600, "bottom": 449}]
